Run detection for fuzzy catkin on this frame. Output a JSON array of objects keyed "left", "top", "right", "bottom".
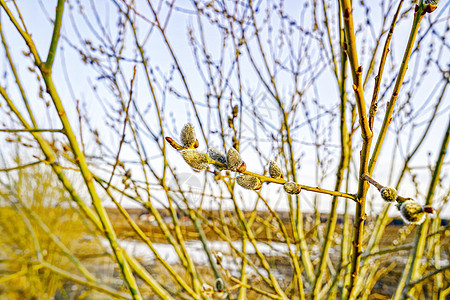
[
  {"left": 180, "top": 123, "right": 196, "bottom": 148},
  {"left": 399, "top": 200, "right": 426, "bottom": 225},
  {"left": 208, "top": 148, "right": 227, "bottom": 164},
  {"left": 181, "top": 149, "right": 209, "bottom": 171},
  {"left": 284, "top": 182, "right": 301, "bottom": 194},
  {"left": 226, "top": 147, "right": 243, "bottom": 171},
  {"left": 380, "top": 187, "right": 398, "bottom": 202},
  {"left": 236, "top": 175, "right": 262, "bottom": 190},
  {"left": 269, "top": 160, "right": 282, "bottom": 179}
]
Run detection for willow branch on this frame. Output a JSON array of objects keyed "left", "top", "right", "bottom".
[
  {"left": 368, "top": 3, "right": 426, "bottom": 173},
  {"left": 43, "top": 0, "right": 65, "bottom": 71},
  {"left": 368, "top": 0, "right": 405, "bottom": 130},
  {"left": 0, "top": 128, "right": 63, "bottom": 133},
  {"left": 340, "top": 1, "right": 373, "bottom": 296}
]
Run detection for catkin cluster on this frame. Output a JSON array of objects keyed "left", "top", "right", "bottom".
[
  {"left": 169, "top": 124, "right": 435, "bottom": 225},
  {"left": 364, "top": 174, "right": 434, "bottom": 225},
  {"left": 166, "top": 124, "right": 306, "bottom": 195}
]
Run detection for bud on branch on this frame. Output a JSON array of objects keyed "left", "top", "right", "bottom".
[
  {"left": 362, "top": 174, "right": 434, "bottom": 225},
  {"left": 166, "top": 123, "right": 357, "bottom": 200}
]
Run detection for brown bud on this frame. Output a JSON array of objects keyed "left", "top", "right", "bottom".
[
  {"left": 423, "top": 206, "right": 434, "bottom": 214},
  {"left": 424, "top": 0, "right": 439, "bottom": 7},
  {"left": 166, "top": 137, "right": 184, "bottom": 150},
  {"left": 424, "top": 4, "right": 437, "bottom": 13},
  {"left": 237, "top": 161, "right": 246, "bottom": 172},
  {"left": 232, "top": 105, "right": 239, "bottom": 117}
]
